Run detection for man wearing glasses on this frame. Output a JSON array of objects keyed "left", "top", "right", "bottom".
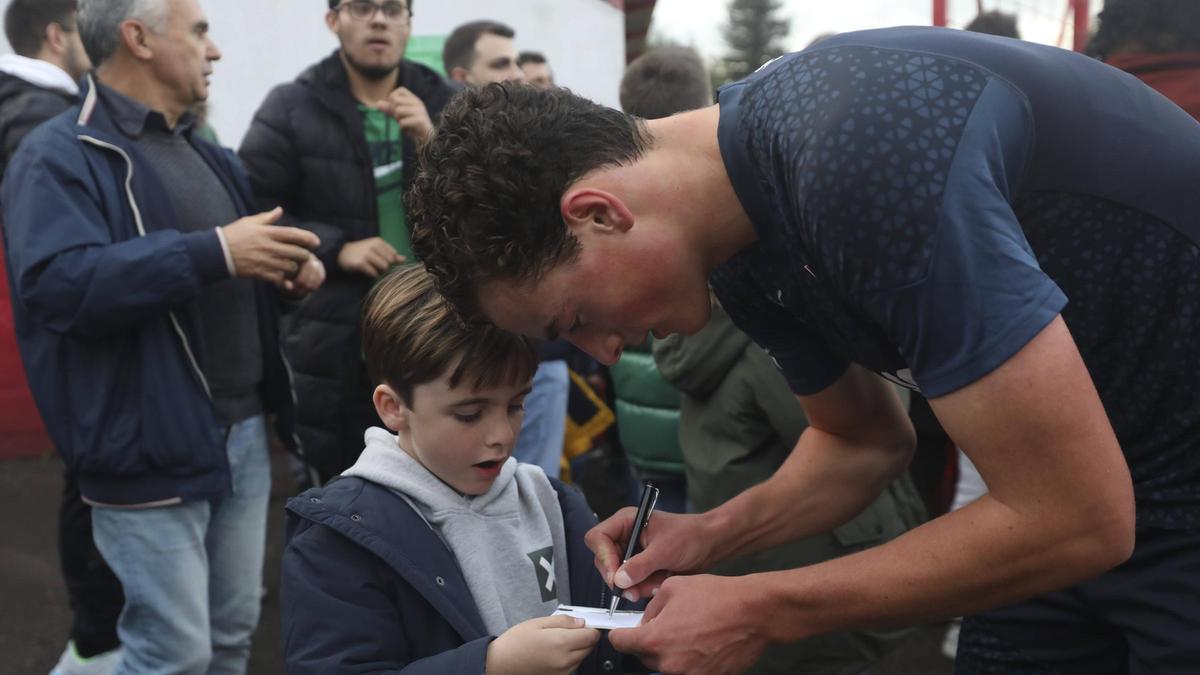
[{"left": 240, "top": 0, "right": 454, "bottom": 485}]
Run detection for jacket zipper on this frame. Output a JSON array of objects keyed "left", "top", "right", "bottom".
[
  {"left": 277, "top": 346, "right": 316, "bottom": 482},
  {"left": 78, "top": 134, "right": 214, "bottom": 401}
]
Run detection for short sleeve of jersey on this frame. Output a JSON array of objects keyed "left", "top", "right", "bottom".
[
  {"left": 858, "top": 79, "right": 1067, "bottom": 397},
  {"left": 710, "top": 263, "right": 851, "bottom": 395}
]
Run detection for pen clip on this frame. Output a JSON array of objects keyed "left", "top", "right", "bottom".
[{"left": 643, "top": 487, "right": 659, "bottom": 527}]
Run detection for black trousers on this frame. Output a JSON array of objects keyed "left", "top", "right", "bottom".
[
  {"left": 59, "top": 470, "right": 123, "bottom": 657},
  {"left": 956, "top": 526, "right": 1200, "bottom": 674}
]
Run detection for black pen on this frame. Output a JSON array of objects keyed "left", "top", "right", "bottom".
[{"left": 609, "top": 481, "right": 660, "bottom": 616}]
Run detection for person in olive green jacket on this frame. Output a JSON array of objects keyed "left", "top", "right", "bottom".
[{"left": 653, "top": 302, "right": 927, "bottom": 675}]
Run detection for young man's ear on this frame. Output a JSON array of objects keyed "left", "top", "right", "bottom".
[
  {"left": 372, "top": 384, "right": 410, "bottom": 432},
  {"left": 560, "top": 188, "right": 634, "bottom": 236},
  {"left": 448, "top": 66, "right": 469, "bottom": 83},
  {"left": 43, "top": 22, "right": 67, "bottom": 57}
]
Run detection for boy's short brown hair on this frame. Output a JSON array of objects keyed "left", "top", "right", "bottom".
[{"left": 362, "top": 264, "right": 538, "bottom": 404}]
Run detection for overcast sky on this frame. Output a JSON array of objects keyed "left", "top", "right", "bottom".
[{"left": 651, "top": 0, "right": 1106, "bottom": 59}]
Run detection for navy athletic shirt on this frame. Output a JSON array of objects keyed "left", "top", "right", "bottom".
[{"left": 712, "top": 27, "right": 1200, "bottom": 530}]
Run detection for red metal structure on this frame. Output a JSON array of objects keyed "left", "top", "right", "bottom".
[
  {"left": 933, "top": 0, "right": 1091, "bottom": 52},
  {"left": 624, "top": 0, "right": 657, "bottom": 63},
  {"left": 0, "top": 240, "right": 49, "bottom": 460},
  {"left": 1073, "top": 0, "right": 1090, "bottom": 52},
  {"left": 934, "top": 0, "right": 948, "bottom": 29}
]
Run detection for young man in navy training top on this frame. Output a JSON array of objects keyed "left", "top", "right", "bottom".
[
  {"left": 280, "top": 264, "right": 623, "bottom": 674},
  {"left": 407, "top": 26, "right": 1200, "bottom": 675}
]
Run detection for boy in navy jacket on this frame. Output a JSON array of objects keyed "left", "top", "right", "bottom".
[{"left": 281, "top": 264, "right": 622, "bottom": 674}]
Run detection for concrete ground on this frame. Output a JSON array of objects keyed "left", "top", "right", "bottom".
[{"left": 0, "top": 452, "right": 956, "bottom": 674}]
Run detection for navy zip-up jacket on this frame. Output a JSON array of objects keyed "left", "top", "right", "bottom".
[
  {"left": 282, "top": 475, "right": 626, "bottom": 674},
  {"left": 0, "top": 75, "right": 299, "bottom": 507}
]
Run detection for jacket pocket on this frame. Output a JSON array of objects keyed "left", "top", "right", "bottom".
[
  {"left": 832, "top": 489, "right": 905, "bottom": 551},
  {"left": 138, "top": 323, "right": 225, "bottom": 473},
  {"left": 64, "top": 333, "right": 145, "bottom": 475},
  {"left": 831, "top": 508, "right": 888, "bottom": 549},
  {"left": 65, "top": 321, "right": 224, "bottom": 477}
]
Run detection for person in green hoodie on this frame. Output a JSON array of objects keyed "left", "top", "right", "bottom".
[{"left": 654, "top": 301, "right": 926, "bottom": 674}]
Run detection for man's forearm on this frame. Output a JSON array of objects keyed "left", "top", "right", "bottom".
[
  {"left": 745, "top": 490, "right": 1130, "bottom": 644},
  {"left": 744, "top": 318, "right": 1137, "bottom": 643},
  {"left": 702, "top": 424, "right": 913, "bottom": 565}
]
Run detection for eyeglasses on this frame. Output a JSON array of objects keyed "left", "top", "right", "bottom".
[{"left": 337, "top": 0, "right": 409, "bottom": 22}]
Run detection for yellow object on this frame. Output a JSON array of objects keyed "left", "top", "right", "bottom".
[{"left": 560, "top": 370, "right": 614, "bottom": 482}]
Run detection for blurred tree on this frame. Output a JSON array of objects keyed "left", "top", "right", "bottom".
[
  {"left": 709, "top": 58, "right": 733, "bottom": 92},
  {"left": 720, "top": 0, "right": 791, "bottom": 83}
]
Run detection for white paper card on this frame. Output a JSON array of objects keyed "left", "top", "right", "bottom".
[{"left": 552, "top": 604, "right": 644, "bottom": 630}]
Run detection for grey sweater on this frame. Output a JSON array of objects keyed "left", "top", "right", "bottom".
[{"left": 343, "top": 427, "right": 571, "bottom": 634}]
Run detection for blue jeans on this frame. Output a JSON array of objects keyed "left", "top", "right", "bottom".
[
  {"left": 92, "top": 415, "right": 271, "bottom": 675},
  {"left": 513, "top": 360, "right": 569, "bottom": 478}
]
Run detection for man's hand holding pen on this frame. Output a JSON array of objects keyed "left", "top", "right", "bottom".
[
  {"left": 585, "top": 505, "right": 773, "bottom": 674},
  {"left": 585, "top": 508, "right": 716, "bottom": 604},
  {"left": 607, "top": 482, "right": 659, "bottom": 616}
]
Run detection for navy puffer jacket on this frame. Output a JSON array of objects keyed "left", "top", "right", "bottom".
[{"left": 282, "top": 475, "right": 626, "bottom": 674}]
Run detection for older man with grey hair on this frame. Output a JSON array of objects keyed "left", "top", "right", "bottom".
[{"left": 1, "top": 0, "right": 325, "bottom": 672}]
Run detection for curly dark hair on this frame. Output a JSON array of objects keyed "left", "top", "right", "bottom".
[
  {"left": 409, "top": 82, "right": 651, "bottom": 319},
  {"left": 1088, "top": 0, "right": 1200, "bottom": 59}
]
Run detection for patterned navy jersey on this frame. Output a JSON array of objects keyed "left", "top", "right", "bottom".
[{"left": 712, "top": 27, "right": 1200, "bottom": 529}]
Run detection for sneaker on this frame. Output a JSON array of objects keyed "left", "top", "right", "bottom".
[
  {"left": 941, "top": 618, "right": 962, "bottom": 660},
  {"left": 49, "top": 641, "right": 122, "bottom": 675}
]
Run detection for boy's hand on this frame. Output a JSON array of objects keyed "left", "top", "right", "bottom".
[{"left": 486, "top": 615, "right": 601, "bottom": 675}]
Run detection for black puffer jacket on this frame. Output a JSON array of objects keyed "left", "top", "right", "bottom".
[
  {"left": 0, "top": 70, "right": 76, "bottom": 182},
  {"left": 239, "top": 52, "right": 455, "bottom": 481}
]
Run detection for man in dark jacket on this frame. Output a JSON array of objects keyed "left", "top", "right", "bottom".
[
  {"left": 2, "top": 0, "right": 323, "bottom": 671},
  {"left": 0, "top": 6, "right": 120, "bottom": 672},
  {"left": 0, "top": 0, "right": 89, "bottom": 178},
  {"left": 0, "top": 3, "right": 113, "bottom": 673},
  {"left": 239, "top": 0, "right": 455, "bottom": 484},
  {"left": 0, "top": 5, "right": 116, "bottom": 674}
]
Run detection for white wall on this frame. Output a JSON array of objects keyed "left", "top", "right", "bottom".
[{"left": 0, "top": 0, "right": 626, "bottom": 147}]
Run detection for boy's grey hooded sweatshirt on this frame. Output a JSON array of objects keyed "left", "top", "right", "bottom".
[{"left": 343, "top": 427, "right": 570, "bottom": 635}]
